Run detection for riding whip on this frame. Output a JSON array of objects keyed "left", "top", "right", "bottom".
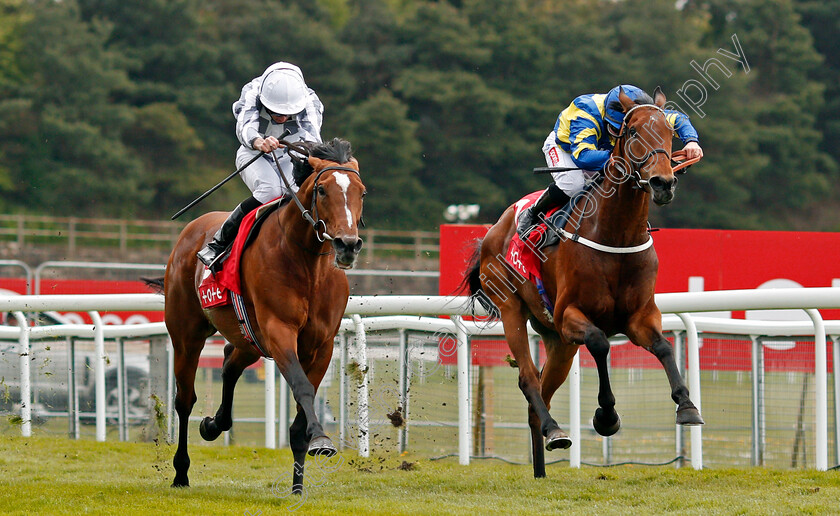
[
  {"left": 533, "top": 166, "right": 580, "bottom": 174},
  {"left": 170, "top": 128, "right": 292, "bottom": 220}
]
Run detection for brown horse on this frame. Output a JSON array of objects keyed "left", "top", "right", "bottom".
[
  {"left": 463, "top": 88, "right": 704, "bottom": 478},
  {"left": 156, "top": 138, "right": 365, "bottom": 490}
]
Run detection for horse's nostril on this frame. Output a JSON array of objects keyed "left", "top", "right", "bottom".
[
  {"left": 337, "top": 236, "right": 363, "bottom": 254},
  {"left": 649, "top": 176, "right": 675, "bottom": 191}
]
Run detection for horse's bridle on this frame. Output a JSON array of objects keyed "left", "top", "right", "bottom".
[
  {"left": 612, "top": 104, "right": 672, "bottom": 193},
  {"left": 271, "top": 147, "right": 362, "bottom": 243}
]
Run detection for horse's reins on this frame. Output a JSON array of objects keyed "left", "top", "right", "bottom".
[{"left": 270, "top": 141, "right": 361, "bottom": 243}]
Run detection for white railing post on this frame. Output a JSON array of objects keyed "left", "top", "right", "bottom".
[
  {"left": 13, "top": 312, "right": 31, "bottom": 437},
  {"left": 569, "top": 351, "right": 581, "bottom": 468},
  {"left": 833, "top": 336, "right": 840, "bottom": 467},
  {"left": 676, "top": 312, "right": 702, "bottom": 470},
  {"left": 453, "top": 316, "right": 471, "bottom": 465},
  {"left": 278, "top": 374, "right": 289, "bottom": 448},
  {"left": 805, "top": 309, "right": 828, "bottom": 471},
  {"left": 673, "top": 331, "right": 685, "bottom": 467},
  {"left": 89, "top": 311, "right": 107, "bottom": 442},
  {"left": 351, "top": 315, "right": 369, "bottom": 457},
  {"left": 264, "top": 357, "right": 276, "bottom": 449},
  {"left": 338, "top": 333, "right": 347, "bottom": 450},
  {"left": 398, "top": 328, "right": 409, "bottom": 452}
]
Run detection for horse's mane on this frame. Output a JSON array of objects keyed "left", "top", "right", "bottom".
[
  {"left": 606, "top": 90, "right": 654, "bottom": 114},
  {"left": 293, "top": 138, "right": 354, "bottom": 187}
]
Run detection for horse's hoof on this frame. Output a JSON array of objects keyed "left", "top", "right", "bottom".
[
  {"left": 593, "top": 408, "right": 621, "bottom": 436},
  {"left": 199, "top": 416, "right": 219, "bottom": 441},
  {"left": 171, "top": 478, "right": 189, "bottom": 488},
  {"left": 545, "top": 429, "right": 572, "bottom": 451},
  {"left": 307, "top": 436, "right": 337, "bottom": 457},
  {"left": 676, "top": 407, "right": 705, "bottom": 426}
]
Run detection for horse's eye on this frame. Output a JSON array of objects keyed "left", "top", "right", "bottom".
[
  {"left": 629, "top": 127, "right": 638, "bottom": 137},
  {"left": 361, "top": 190, "right": 367, "bottom": 199},
  {"left": 317, "top": 185, "right": 326, "bottom": 196}
]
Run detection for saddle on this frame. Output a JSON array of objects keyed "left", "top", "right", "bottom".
[{"left": 199, "top": 196, "right": 289, "bottom": 308}]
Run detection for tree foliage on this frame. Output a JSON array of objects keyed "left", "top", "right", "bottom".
[{"left": 0, "top": 0, "right": 836, "bottom": 231}]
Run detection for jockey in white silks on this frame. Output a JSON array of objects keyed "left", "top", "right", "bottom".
[{"left": 197, "top": 62, "right": 324, "bottom": 269}]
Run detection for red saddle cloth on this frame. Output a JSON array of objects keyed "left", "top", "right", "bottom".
[
  {"left": 197, "top": 198, "right": 283, "bottom": 309},
  {"left": 504, "top": 190, "right": 561, "bottom": 285}
]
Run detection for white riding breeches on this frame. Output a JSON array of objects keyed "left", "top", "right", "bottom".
[
  {"left": 542, "top": 132, "right": 600, "bottom": 197},
  {"left": 237, "top": 147, "right": 299, "bottom": 204}
]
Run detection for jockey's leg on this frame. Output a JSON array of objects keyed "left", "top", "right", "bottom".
[
  {"left": 197, "top": 195, "right": 261, "bottom": 268},
  {"left": 517, "top": 184, "right": 571, "bottom": 238}
]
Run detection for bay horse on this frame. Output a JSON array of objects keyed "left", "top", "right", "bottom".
[
  {"left": 463, "top": 88, "right": 704, "bottom": 478},
  {"left": 157, "top": 138, "right": 365, "bottom": 490}
]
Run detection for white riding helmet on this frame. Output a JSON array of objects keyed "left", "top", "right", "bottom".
[{"left": 259, "top": 67, "right": 308, "bottom": 115}]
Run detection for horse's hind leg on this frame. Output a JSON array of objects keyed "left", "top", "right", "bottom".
[
  {"left": 562, "top": 306, "right": 621, "bottom": 436},
  {"left": 199, "top": 344, "right": 261, "bottom": 441},
  {"left": 171, "top": 343, "right": 202, "bottom": 487},
  {"left": 626, "top": 310, "right": 704, "bottom": 426}
]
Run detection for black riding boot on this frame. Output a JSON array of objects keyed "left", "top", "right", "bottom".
[
  {"left": 517, "top": 184, "right": 571, "bottom": 238},
  {"left": 197, "top": 196, "right": 261, "bottom": 269}
]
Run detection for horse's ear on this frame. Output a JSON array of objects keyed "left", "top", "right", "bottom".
[
  {"left": 307, "top": 156, "right": 330, "bottom": 175},
  {"left": 617, "top": 87, "right": 635, "bottom": 112},
  {"left": 653, "top": 86, "right": 666, "bottom": 107}
]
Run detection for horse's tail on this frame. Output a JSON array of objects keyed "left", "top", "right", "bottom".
[
  {"left": 142, "top": 276, "right": 165, "bottom": 295},
  {"left": 458, "top": 238, "right": 499, "bottom": 317}
]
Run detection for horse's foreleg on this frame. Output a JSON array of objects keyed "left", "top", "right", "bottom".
[
  {"left": 289, "top": 408, "right": 308, "bottom": 495},
  {"left": 499, "top": 310, "right": 568, "bottom": 474},
  {"left": 527, "top": 405, "right": 546, "bottom": 478},
  {"left": 626, "top": 311, "right": 705, "bottom": 426},
  {"left": 528, "top": 331, "right": 578, "bottom": 478},
  {"left": 171, "top": 347, "right": 202, "bottom": 487},
  {"left": 277, "top": 353, "right": 336, "bottom": 456},
  {"left": 200, "top": 343, "right": 260, "bottom": 441},
  {"left": 563, "top": 306, "right": 620, "bottom": 437}
]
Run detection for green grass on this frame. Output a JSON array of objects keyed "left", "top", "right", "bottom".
[
  {"left": 11, "top": 355, "right": 837, "bottom": 470},
  {"left": 0, "top": 435, "right": 838, "bottom": 515}
]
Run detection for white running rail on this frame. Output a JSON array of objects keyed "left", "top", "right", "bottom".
[{"left": 1, "top": 287, "right": 839, "bottom": 470}]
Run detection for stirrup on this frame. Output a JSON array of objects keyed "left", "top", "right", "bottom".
[
  {"left": 197, "top": 243, "right": 229, "bottom": 271},
  {"left": 517, "top": 208, "right": 538, "bottom": 238}
]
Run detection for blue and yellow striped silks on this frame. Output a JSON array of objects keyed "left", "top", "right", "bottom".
[{"left": 550, "top": 87, "right": 699, "bottom": 171}]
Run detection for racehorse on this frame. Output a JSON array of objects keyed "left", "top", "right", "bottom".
[
  {"left": 153, "top": 138, "right": 365, "bottom": 490},
  {"left": 463, "top": 88, "right": 704, "bottom": 478}
]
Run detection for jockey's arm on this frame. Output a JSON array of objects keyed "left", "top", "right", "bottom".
[
  {"left": 568, "top": 116, "right": 611, "bottom": 171},
  {"left": 664, "top": 110, "right": 702, "bottom": 159}
]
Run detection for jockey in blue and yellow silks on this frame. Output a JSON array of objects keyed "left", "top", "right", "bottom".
[{"left": 517, "top": 85, "right": 703, "bottom": 236}]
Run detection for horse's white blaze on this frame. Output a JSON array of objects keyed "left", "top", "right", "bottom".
[{"left": 333, "top": 172, "right": 353, "bottom": 229}]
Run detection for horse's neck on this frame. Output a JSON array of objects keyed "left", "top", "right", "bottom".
[
  {"left": 575, "top": 163, "right": 650, "bottom": 247},
  {"left": 269, "top": 198, "right": 332, "bottom": 270}
]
